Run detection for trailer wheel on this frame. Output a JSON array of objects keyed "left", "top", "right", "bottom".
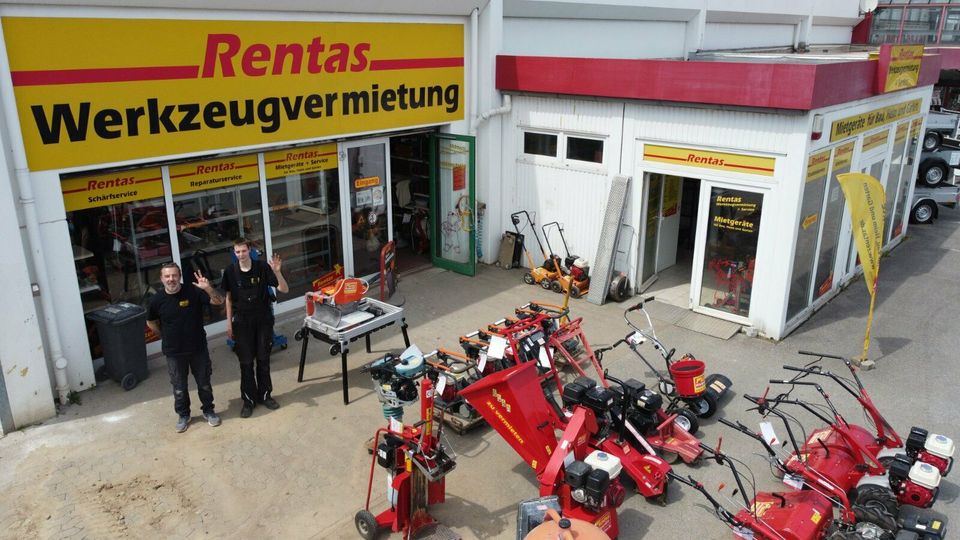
[
  {"left": 354, "top": 510, "right": 379, "bottom": 540},
  {"left": 911, "top": 200, "right": 937, "bottom": 224},
  {"left": 923, "top": 131, "right": 942, "bottom": 152},
  {"left": 671, "top": 408, "right": 699, "bottom": 434},
  {"left": 854, "top": 485, "right": 900, "bottom": 521},
  {"left": 918, "top": 161, "right": 947, "bottom": 187}
]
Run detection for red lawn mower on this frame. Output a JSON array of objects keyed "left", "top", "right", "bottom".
[{"left": 594, "top": 297, "right": 733, "bottom": 433}]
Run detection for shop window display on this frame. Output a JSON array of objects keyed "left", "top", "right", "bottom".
[
  {"left": 883, "top": 121, "right": 910, "bottom": 246},
  {"left": 699, "top": 187, "right": 763, "bottom": 316},
  {"left": 813, "top": 142, "right": 854, "bottom": 301},
  {"left": 787, "top": 149, "right": 829, "bottom": 320}
]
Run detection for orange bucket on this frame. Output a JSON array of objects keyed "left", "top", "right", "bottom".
[{"left": 668, "top": 358, "right": 706, "bottom": 398}]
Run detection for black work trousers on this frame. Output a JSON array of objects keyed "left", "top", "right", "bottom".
[
  {"left": 233, "top": 311, "right": 274, "bottom": 405},
  {"left": 166, "top": 350, "right": 214, "bottom": 417}
]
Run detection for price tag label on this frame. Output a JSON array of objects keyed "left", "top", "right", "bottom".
[
  {"left": 782, "top": 473, "right": 804, "bottom": 490},
  {"left": 477, "top": 351, "right": 488, "bottom": 372},
  {"left": 389, "top": 417, "right": 403, "bottom": 433},
  {"left": 402, "top": 213, "right": 411, "bottom": 224},
  {"left": 488, "top": 336, "right": 508, "bottom": 359},
  {"left": 538, "top": 347, "right": 552, "bottom": 368},
  {"left": 627, "top": 332, "right": 646, "bottom": 346},
  {"left": 760, "top": 421, "right": 781, "bottom": 447},
  {"left": 436, "top": 375, "right": 448, "bottom": 396}
]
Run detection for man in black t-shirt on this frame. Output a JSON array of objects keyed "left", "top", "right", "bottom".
[
  {"left": 222, "top": 238, "right": 288, "bottom": 418},
  {"left": 147, "top": 262, "right": 225, "bottom": 433}
]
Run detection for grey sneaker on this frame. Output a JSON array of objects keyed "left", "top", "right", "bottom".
[
  {"left": 175, "top": 416, "right": 190, "bottom": 433},
  {"left": 204, "top": 412, "right": 222, "bottom": 427}
]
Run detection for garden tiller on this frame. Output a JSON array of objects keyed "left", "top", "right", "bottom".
[{"left": 594, "top": 297, "right": 732, "bottom": 433}]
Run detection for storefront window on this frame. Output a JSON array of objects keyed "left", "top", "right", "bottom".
[
  {"left": 814, "top": 142, "right": 853, "bottom": 300},
  {"left": 566, "top": 137, "right": 604, "bottom": 164},
  {"left": 884, "top": 121, "right": 910, "bottom": 245},
  {"left": 891, "top": 121, "right": 921, "bottom": 238},
  {"left": 871, "top": 7, "right": 904, "bottom": 43},
  {"left": 264, "top": 144, "right": 343, "bottom": 298},
  {"left": 787, "top": 150, "right": 830, "bottom": 320},
  {"left": 699, "top": 187, "right": 763, "bottom": 316},
  {"left": 642, "top": 174, "right": 664, "bottom": 284},
  {"left": 62, "top": 167, "right": 169, "bottom": 356},
  {"left": 169, "top": 153, "right": 264, "bottom": 323},
  {"left": 437, "top": 138, "right": 473, "bottom": 264}
]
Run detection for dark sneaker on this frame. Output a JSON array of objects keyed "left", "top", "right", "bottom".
[
  {"left": 204, "top": 412, "right": 222, "bottom": 427},
  {"left": 240, "top": 402, "right": 254, "bottom": 418},
  {"left": 261, "top": 397, "right": 280, "bottom": 410},
  {"left": 175, "top": 416, "right": 190, "bottom": 433}
]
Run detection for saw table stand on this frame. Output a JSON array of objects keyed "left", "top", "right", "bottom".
[{"left": 295, "top": 298, "right": 410, "bottom": 404}]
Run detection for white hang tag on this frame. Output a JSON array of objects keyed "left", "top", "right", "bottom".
[
  {"left": 782, "top": 473, "right": 804, "bottom": 490},
  {"left": 759, "top": 421, "right": 781, "bottom": 447},
  {"left": 436, "top": 375, "right": 448, "bottom": 396},
  {"left": 477, "top": 351, "right": 488, "bottom": 372},
  {"left": 402, "top": 213, "right": 412, "bottom": 224},
  {"left": 627, "top": 332, "right": 646, "bottom": 346},
  {"left": 487, "top": 335, "right": 508, "bottom": 359},
  {"left": 389, "top": 417, "right": 403, "bottom": 433},
  {"left": 733, "top": 527, "right": 755, "bottom": 540},
  {"left": 538, "top": 347, "right": 552, "bottom": 368}
]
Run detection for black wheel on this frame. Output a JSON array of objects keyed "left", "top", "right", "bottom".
[
  {"left": 522, "top": 272, "right": 535, "bottom": 285},
  {"left": 550, "top": 280, "right": 563, "bottom": 294},
  {"left": 280, "top": 343, "right": 288, "bottom": 350},
  {"left": 851, "top": 504, "right": 896, "bottom": 540},
  {"left": 671, "top": 408, "right": 699, "bottom": 434},
  {"left": 330, "top": 344, "right": 341, "bottom": 355},
  {"left": 911, "top": 200, "right": 937, "bottom": 225},
  {"left": 854, "top": 485, "right": 899, "bottom": 521},
  {"left": 923, "top": 131, "right": 942, "bottom": 152},
  {"left": 120, "top": 373, "right": 138, "bottom": 391},
  {"left": 570, "top": 284, "right": 581, "bottom": 298},
  {"left": 294, "top": 328, "right": 304, "bottom": 341},
  {"left": 690, "top": 392, "right": 719, "bottom": 418},
  {"left": 918, "top": 161, "right": 948, "bottom": 187},
  {"left": 354, "top": 509, "right": 379, "bottom": 540},
  {"left": 540, "top": 278, "right": 553, "bottom": 290}
]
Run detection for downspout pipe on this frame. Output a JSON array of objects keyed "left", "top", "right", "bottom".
[
  {"left": 0, "top": 27, "right": 71, "bottom": 405},
  {"left": 472, "top": 95, "right": 512, "bottom": 135},
  {"left": 470, "top": 7, "right": 479, "bottom": 135}
]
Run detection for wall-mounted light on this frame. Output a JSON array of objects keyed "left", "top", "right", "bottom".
[{"left": 811, "top": 114, "right": 824, "bottom": 141}]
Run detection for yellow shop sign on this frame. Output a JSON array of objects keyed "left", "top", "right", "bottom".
[
  {"left": 643, "top": 144, "right": 775, "bottom": 177},
  {"left": 830, "top": 99, "right": 922, "bottom": 142},
  {"left": 170, "top": 154, "right": 259, "bottom": 195},
  {"left": 264, "top": 143, "right": 338, "bottom": 178},
  {"left": 3, "top": 17, "right": 464, "bottom": 171},
  {"left": 61, "top": 167, "right": 163, "bottom": 211}
]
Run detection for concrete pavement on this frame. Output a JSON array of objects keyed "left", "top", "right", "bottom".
[{"left": 1, "top": 206, "right": 958, "bottom": 540}]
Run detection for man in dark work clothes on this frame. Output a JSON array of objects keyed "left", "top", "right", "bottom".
[{"left": 147, "top": 262, "right": 224, "bottom": 433}]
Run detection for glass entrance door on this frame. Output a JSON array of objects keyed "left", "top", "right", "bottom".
[
  {"left": 697, "top": 186, "right": 763, "bottom": 317},
  {"left": 639, "top": 173, "right": 663, "bottom": 290},
  {"left": 340, "top": 138, "right": 391, "bottom": 279},
  {"left": 431, "top": 134, "right": 476, "bottom": 275}
]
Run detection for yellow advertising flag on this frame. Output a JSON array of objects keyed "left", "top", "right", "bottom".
[
  {"left": 836, "top": 172, "right": 886, "bottom": 364},
  {"left": 836, "top": 172, "right": 885, "bottom": 295}
]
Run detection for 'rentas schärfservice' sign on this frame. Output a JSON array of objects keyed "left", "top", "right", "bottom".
[{"left": 2, "top": 18, "right": 464, "bottom": 171}]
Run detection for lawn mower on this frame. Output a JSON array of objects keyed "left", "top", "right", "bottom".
[
  {"left": 458, "top": 360, "right": 636, "bottom": 537},
  {"left": 718, "top": 416, "right": 947, "bottom": 539},
  {"left": 742, "top": 384, "right": 942, "bottom": 515},
  {"left": 594, "top": 297, "right": 733, "bottom": 431},
  {"left": 542, "top": 221, "right": 590, "bottom": 298},
  {"left": 355, "top": 349, "right": 458, "bottom": 540},
  {"left": 511, "top": 211, "right": 564, "bottom": 289}
]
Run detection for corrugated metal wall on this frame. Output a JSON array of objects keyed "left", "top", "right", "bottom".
[{"left": 504, "top": 96, "right": 625, "bottom": 268}]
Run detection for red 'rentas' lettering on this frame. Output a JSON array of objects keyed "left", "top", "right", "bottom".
[
  {"left": 201, "top": 34, "right": 372, "bottom": 77},
  {"left": 202, "top": 34, "right": 242, "bottom": 78}
]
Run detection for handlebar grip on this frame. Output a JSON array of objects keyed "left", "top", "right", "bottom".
[
  {"left": 627, "top": 302, "right": 644, "bottom": 312},
  {"left": 781, "top": 365, "right": 810, "bottom": 373},
  {"left": 797, "top": 350, "right": 845, "bottom": 360},
  {"left": 769, "top": 379, "right": 792, "bottom": 384},
  {"left": 742, "top": 394, "right": 762, "bottom": 403}
]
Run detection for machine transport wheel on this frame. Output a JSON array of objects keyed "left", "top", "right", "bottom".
[
  {"left": 852, "top": 503, "right": 897, "bottom": 539},
  {"left": 690, "top": 392, "right": 718, "bottom": 418},
  {"left": 659, "top": 450, "right": 680, "bottom": 465},
  {"left": 550, "top": 280, "right": 563, "bottom": 294},
  {"left": 540, "top": 278, "right": 552, "bottom": 290},
  {"left": 570, "top": 284, "right": 581, "bottom": 298},
  {"left": 854, "top": 485, "right": 900, "bottom": 520},
  {"left": 354, "top": 510, "right": 379, "bottom": 540},
  {"left": 522, "top": 272, "right": 535, "bottom": 285},
  {"left": 330, "top": 344, "right": 341, "bottom": 355},
  {"left": 120, "top": 373, "right": 138, "bottom": 391},
  {"left": 294, "top": 329, "right": 304, "bottom": 341},
  {"left": 671, "top": 408, "right": 699, "bottom": 434},
  {"left": 911, "top": 200, "right": 936, "bottom": 225},
  {"left": 280, "top": 343, "right": 288, "bottom": 350}
]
